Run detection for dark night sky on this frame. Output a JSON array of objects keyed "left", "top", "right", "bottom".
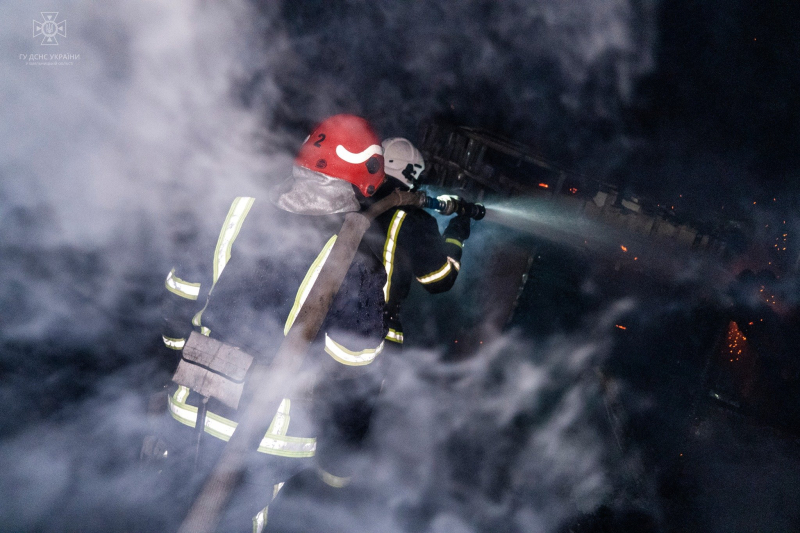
[
  {"left": 255, "top": 0, "right": 800, "bottom": 220},
  {"left": 630, "top": 0, "right": 800, "bottom": 207}
]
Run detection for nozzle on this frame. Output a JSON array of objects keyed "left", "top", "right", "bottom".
[
  {"left": 421, "top": 194, "right": 485, "bottom": 220},
  {"left": 455, "top": 200, "right": 486, "bottom": 220}
]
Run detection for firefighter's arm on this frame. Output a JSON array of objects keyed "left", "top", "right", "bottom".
[
  {"left": 161, "top": 197, "right": 250, "bottom": 355},
  {"left": 143, "top": 263, "right": 209, "bottom": 461},
  {"left": 412, "top": 212, "right": 470, "bottom": 294},
  {"left": 442, "top": 214, "right": 470, "bottom": 259},
  {"left": 160, "top": 264, "right": 209, "bottom": 355}
]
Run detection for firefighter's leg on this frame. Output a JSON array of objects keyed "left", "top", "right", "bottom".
[
  {"left": 219, "top": 397, "right": 317, "bottom": 533},
  {"left": 264, "top": 372, "right": 383, "bottom": 532},
  {"left": 217, "top": 454, "right": 311, "bottom": 533}
]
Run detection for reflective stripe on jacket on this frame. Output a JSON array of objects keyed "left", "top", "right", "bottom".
[
  {"left": 168, "top": 385, "right": 316, "bottom": 458},
  {"left": 162, "top": 197, "right": 388, "bottom": 452}
]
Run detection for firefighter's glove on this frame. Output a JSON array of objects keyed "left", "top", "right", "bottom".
[{"left": 444, "top": 214, "right": 471, "bottom": 242}]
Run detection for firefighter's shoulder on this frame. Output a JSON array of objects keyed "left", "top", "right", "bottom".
[{"left": 399, "top": 205, "right": 440, "bottom": 236}]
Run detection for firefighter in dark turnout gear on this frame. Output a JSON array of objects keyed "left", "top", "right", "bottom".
[
  {"left": 364, "top": 137, "right": 472, "bottom": 348},
  {"left": 265, "top": 140, "right": 474, "bottom": 533},
  {"left": 264, "top": 140, "right": 473, "bottom": 533},
  {"left": 154, "top": 115, "right": 389, "bottom": 532}
]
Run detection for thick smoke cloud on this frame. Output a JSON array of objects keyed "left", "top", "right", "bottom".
[
  {"left": 0, "top": 0, "right": 287, "bottom": 529},
  {"left": 2, "top": 0, "right": 798, "bottom": 532},
  {"left": 258, "top": 0, "right": 657, "bottom": 179},
  {"left": 1, "top": 0, "right": 284, "bottom": 357}
]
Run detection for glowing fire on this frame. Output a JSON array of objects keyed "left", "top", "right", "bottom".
[{"left": 725, "top": 321, "right": 748, "bottom": 362}]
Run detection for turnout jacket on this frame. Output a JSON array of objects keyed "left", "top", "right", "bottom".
[
  {"left": 161, "top": 196, "right": 387, "bottom": 458},
  {"left": 364, "top": 178, "right": 465, "bottom": 345}
]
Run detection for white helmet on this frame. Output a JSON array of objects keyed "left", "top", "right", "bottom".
[{"left": 381, "top": 137, "right": 425, "bottom": 188}]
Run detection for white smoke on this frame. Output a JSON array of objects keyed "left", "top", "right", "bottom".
[
  {"left": 1, "top": 0, "right": 283, "bottom": 243},
  {"left": 347, "top": 299, "right": 656, "bottom": 533},
  {"left": 1, "top": 1, "right": 287, "bottom": 528},
  {"left": 0, "top": 0, "right": 292, "bottom": 343},
  {"left": 0, "top": 1, "right": 665, "bottom": 531}
]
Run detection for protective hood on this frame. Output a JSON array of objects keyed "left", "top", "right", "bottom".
[{"left": 270, "top": 165, "right": 361, "bottom": 215}]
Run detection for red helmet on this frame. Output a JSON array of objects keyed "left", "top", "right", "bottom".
[{"left": 295, "top": 114, "right": 385, "bottom": 197}]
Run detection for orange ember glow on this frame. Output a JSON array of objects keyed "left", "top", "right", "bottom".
[
  {"left": 724, "top": 321, "right": 749, "bottom": 363},
  {"left": 538, "top": 183, "right": 549, "bottom": 189},
  {"left": 615, "top": 324, "right": 627, "bottom": 330},
  {"left": 620, "top": 245, "right": 628, "bottom": 252}
]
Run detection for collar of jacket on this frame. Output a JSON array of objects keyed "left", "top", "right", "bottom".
[{"left": 270, "top": 165, "right": 361, "bottom": 215}]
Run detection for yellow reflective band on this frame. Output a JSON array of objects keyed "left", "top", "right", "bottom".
[
  {"left": 324, "top": 334, "right": 384, "bottom": 366},
  {"left": 267, "top": 398, "right": 291, "bottom": 436},
  {"left": 176, "top": 385, "right": 190, "bottom": 403},
  {"left": 318, "top": 468, "right": 351, "bottom": 488},
  {"left": 253, "top": 507, "right": 267, "bottom": 533},
  {"left": 167, "top": 389, "right": 316, "bottom": 458},
  {"left": 417, "top": 257, "right": 455, "bottom": 284},
  {"left": 213, "top": 197, "right": 255, "bottom": 285},
  {"left": 382, "top": 210, "right": 407, "bottom": 301},
  {"left": 192, "top": 197, "right": 255, "bottom": 331},
  {"left": 191, "top": 304, "right": 208, "bottom": 332},
  {"left": 284, "top": 235, "right": 338, "bottom": 335},
  {"left": 445, "top": 237, "right": 464, "bottom": 248},
  {"left": 164, "top": 268, "right": 201, "bottom": 300},
  {"left": 386, "top": 329, "right": 404, "bottom": 344},
  {"left": 190, "top": 309, "right": 212, "bottom": 336},
  {"left": 252, "top": 483, "right": 285, "bottom": 533},
  {"left": 162, "top": 335, "right": 186, "bottom": 350}
]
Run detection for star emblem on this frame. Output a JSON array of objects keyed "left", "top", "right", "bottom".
[{"left": 33, "top": 12, "right": 66, "bottom": 45}]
